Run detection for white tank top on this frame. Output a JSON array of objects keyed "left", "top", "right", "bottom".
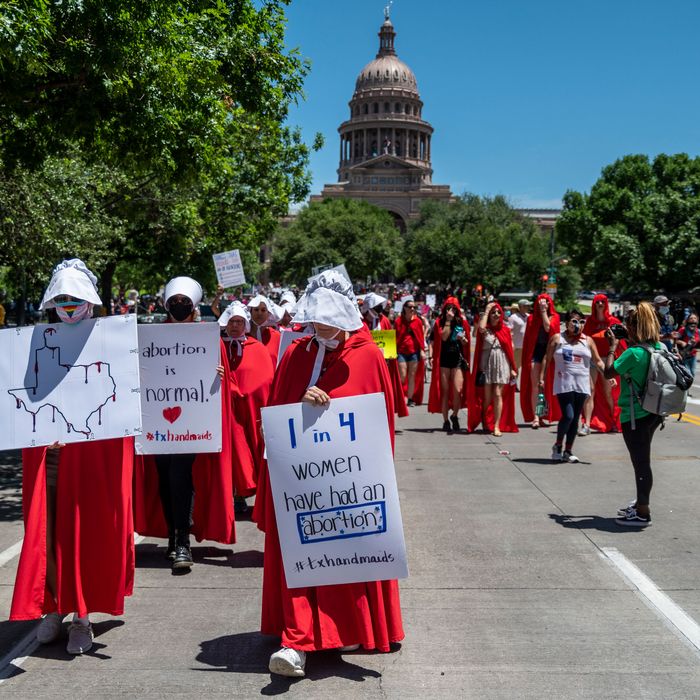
[{"left": 553, "top": 334, "right": 592, "bottom": 395}]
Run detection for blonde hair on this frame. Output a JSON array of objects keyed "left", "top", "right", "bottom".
[{"left": 629, "top": 301, "right": 660, "bottom": 343}]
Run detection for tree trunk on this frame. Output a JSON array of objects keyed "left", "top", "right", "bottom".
[{"left": 101, "top": 261, "right": 117, "bottom": 315}]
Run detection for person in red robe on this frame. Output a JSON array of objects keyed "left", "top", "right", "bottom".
[
  {"left": 10, "top": 259, "right": 134, "bottom": 656},
  {"left": 361, "top": 292, "right": 409, "bottom": 418},
  {"left": 427, "top": 297, "right": 471, "bottom": 431},
  {"left": 132, "top": 277, "right": 235, "bottom": 571},
  {"left": 468, "top": 302, "right": 519, "bottom": 435},
  {"left": 258, "top": 271, "right": 404, "bottom": 678},
  {"left": 520, "top": 293, "right": 562, "bottom": 427},
  {"left": 247, "top": 294, "right": 282, "bottom": 365},
  {"left": 219, "top": 301, "right": 275, "bottom": 513},
  {"left": 580, "top": 294, "right": 623, "bottom": 433},
  {"left": 394, "top": 296, "right": 425, "bottom": 406}
]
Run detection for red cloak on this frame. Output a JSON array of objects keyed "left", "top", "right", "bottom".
[
  {"left": 519, "top": 294, "right": 562, "bottom": 423},
  {"left": 223, "top": 336, "right": 275, "bottom": 497},
  {"left": 11, "top": 438, "right": 135, "bottom": 620},
  {"left": 373, "top": 315, "right": 409, "bottom": 417},
  {"left": 132, "top": 339, "right": 236, "bottom": 544},
  {"left": 582, "top": 294, "right": 623, "bottom": 431},
  {"left": 467, "top": 303, "right": 519, "bottom": 433},
  {"left": 256, "top": 332, "right": 404, "bottom": 652},
  {"left": 427, "top": 297, "right": 471, "bottom": 413},
  {"left": 395, "top": 314, "right": 426, "bottom": 404},
  {"left": 254, "top": 326, "right": 281, "bottom": 366}
]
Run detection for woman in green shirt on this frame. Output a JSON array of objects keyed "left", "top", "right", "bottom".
[{"left": 603, "top": 302, "right": 663, "bottom": 527}]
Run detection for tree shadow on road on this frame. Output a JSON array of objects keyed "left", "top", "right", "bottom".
[
  {"left": 548, "top": 513, "right": 645, "bottom": 533},
  {"left": 195, "top": 631, "right": 386, "bottom": 694},
  {"left": 0, "top": 449, "right": 23, "bottom": 522},
  {"left": 136, "top": 542, "right": 258, "bottom": 569}
]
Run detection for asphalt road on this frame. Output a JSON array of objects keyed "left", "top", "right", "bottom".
[{"left": 0, "top": 372, "right": 699, "bottom": 698}]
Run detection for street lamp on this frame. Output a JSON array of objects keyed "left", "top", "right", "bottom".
[{"left": 544, "top": 257, "right": 568, "bottom": 297}]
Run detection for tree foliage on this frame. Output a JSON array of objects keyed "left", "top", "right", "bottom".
[
  {"left": 0, "top": 0, "right": 315, "bottom": 308},
  {"left": 407, "top": 194, "right": 563, "bottom": 294},
  {"left": 557, "top": 154, "right": 700, "bottom": 293},
  {"left": 270, "top": 198, "right": 404, "bottom": 286}
]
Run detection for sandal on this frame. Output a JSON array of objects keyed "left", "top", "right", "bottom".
[
  {"left": 492, "top": 429, "right": 502, "bottom": 437},
  {"left": 531, "top": 419, "right": 540, "bottom": 429}
]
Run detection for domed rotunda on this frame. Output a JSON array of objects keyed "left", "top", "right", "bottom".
[{"left": 310, "top": 10, "right": 454, "bottom": 231}]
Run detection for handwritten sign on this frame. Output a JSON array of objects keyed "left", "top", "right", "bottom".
[
  {"left": 277, "top": 329, "right": 308, "bottom": 367},
  {"left": 0, "top": 315, "right": 142, "bottom": 450},
  {"left": 135, "top": 323, "right": 222, "bottom": 455},
  {"left": 213, "top": 249, "right": 246, "bottom": 288},
  {"left": 261, "top": 393, "right": 408, "bottom": 588},
  {"left": 371, "top": 330, "right": 397, "bottom": 359}
]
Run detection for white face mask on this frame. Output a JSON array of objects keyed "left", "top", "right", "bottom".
[
  {"left": 659, "top": 306, "right": 670, "bottom": 315},
  {"left": 314, "top": 327, "right": 342, "bottom": 350}
]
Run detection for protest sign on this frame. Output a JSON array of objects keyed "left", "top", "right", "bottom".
[
  {"left": 308, "top": 263, "right": 351, "bottom": 285},
  {"left": 277, "top": 329, "right": 308, "bottom": 367},
  {"left": 426, "top": 294, "right": 436, "bottom": 309},
  {"left": 261, "top": 393, "right": 408, "bottom": 588},
  {"left": 370, "top": 330, "right": 397, "bottom": 359},
  {"left": 393, "top": 300, "right": 403, "bottom": 313},
  {"left": 213, "top": 249, "right": 246, "bottom": 288},
  {"left": 135, "top": 323, "right": 222, "bottom": 455},
  {"left": 0, "top": 315, "right": 142, "bottom": 450}
]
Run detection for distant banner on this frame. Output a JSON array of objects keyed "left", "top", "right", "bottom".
[
  {"left": 371, "top": 329, "right": 397, "bottom": 359},
  {"left": 0, "top": 316, "right": 142, "bottom": 450},
  {"left": 213, "top": 249, "right": 246, "bottom": 288},
  {"left": 261, "top": 393, "right": 408, "bottom": 588},
  {"left": 135, "top": 323, "right": 222, "bottom": 455}
]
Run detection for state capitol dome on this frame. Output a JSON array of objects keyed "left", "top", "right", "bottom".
[{"left": 310, "top": 10, "right": 454, "bottom": 232}]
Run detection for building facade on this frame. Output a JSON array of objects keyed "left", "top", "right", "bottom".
[{"left": 309, "top": 11, "right": 454, "bottom": 231}]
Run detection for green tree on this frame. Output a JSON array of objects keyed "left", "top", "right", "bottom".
[
  {"left": 407, "top": 194, "right": 555, "bottom": 295},
  {"left": 557, "top": 153, "right": 700, "bottom": 293},
  {"left": 270, "top": 198, "right": 404, "bottom": 286}
]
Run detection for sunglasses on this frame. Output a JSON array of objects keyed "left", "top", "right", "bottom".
[{"left": 405, "top": 305, "right": 415, "bottom": 309}]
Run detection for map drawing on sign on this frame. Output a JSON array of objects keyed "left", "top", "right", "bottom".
[{"left": 8, "top": 326, "right": 117, "bottom": 437}]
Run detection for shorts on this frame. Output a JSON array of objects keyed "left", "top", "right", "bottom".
[
  {"left": 397, "top": 352, "right": 419, "bottom": 363},
  {"left": 532, "top": 342, "right": 547, "bottom": 364}
]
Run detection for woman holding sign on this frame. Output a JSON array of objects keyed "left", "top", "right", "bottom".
[
  {"left": 219, "top": 301, "right": 275, "bottom": 511},
  {"left": 257, "top": 271, "right": 404, "bottom": 678},
  {"left": 133, "top": 277, "right": 236, "bottom": 571},
  {"left": 10, "top": 259, "right": 134, "bottom": 656}
]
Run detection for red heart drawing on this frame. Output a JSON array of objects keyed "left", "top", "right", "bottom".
[{"left": 162, "top": 406, "right": 182, "bottom": 424}]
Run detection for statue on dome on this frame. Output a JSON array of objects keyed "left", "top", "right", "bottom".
[{"left": 384, "top": 2, "right": 392, "bottom": 21}]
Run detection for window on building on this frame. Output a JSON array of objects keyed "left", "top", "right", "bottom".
[
  {"left": 373, "top": 103, "right": 379, "bottom": 113},
  {"left": 395, "top": 102, "right": 401, "bottom": 112},
  {"left": 363, "top": 104, "right": 368, "bottom": 115},
  {"left": 384, "top": 102, "right": 390, "bottom": 112}
]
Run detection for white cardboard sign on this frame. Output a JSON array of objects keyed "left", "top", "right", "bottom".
[
  {"left": 0, "top": 315, "right": 142, "bottom": 450},
  {"left": 135, "top": 323, "right": 222, "bottom": 455},
  {"left": 213, "top": 249, "right": 246, "bottom": 288},
  {"left": 307, "top": 263, "right": 351, "bottom": 285},
  {"left": 276, "top": 329, "right": 308, "bottom": 367},
  {"left": 261, "top": 393, "right": 408, "bottom": 588}
]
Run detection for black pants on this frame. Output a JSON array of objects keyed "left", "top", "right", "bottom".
[
  {"left": 555, "top": 391, "right": 587, "bottom": 448},
  {"left": 155, "top": 453, "right": 196, "bottom": 541},
  {"left": 621, "top": 414, "right": 663, "bottom": 507}
]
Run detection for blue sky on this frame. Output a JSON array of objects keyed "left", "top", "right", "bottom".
[{"left": 283, "top": 0, "right": 700, "bottom": 208}]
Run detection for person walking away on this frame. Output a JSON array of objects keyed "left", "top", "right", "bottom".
[
  {"left": 603, "top": 302, "right": 664, "bottom": 527},
  {"left": 10, "top": 259, "right": 134, "bottom": 655},
  {"left": 540, "top": 309, "right": 604, "bottom": 463}
]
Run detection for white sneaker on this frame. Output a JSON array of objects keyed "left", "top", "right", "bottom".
[
  {"left": 578, "top": 424, "right": 591, "bottom": 436},
  {"left": 36, "top": 613, "right": 63, "bottom": 644},
  {"left": 563, "top": 450, "right": 580, "bottom": 463},
  {"left": 66, "top": 622, "right": 93, "bottom": 655},
  {"left": 269, "top": 647, "right": 306, "bottom": 677},
  {"left": 339, "top": 644, "right": 360, "bottom": 652}
]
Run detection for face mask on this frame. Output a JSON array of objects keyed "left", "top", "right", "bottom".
[
  {"left": 168, "top": 300, "right": 193, "bottom": 322},
  {"left": 315, "top": 328, "right": 342, "bottom": 349},
  {"left": 55, "top": 301, "right": 92, "bottom": 324},
  {"left": 659, "top": 306, "right": 670, "bottom": 315},
  {"left": 368, "top": 309, "right": 378, "bottom": 320}
]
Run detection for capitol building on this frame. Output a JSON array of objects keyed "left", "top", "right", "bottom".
[{"left": 309, "top": 11, "right": 455, "bottom": 232}]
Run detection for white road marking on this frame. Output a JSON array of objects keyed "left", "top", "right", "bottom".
[
  {"left": 686, "top": 397, "right": 700, "bottom": 405},
  {"left": 0, "top": 627, "right": 39, "bottom": 683},
  {"left": 601, "top": 547, "right": 700, "bottom": 653},
  {"left": 0, "top": 540, "right": 23, "bottom": 568}
]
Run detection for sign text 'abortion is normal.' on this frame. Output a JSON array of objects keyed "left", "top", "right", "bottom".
[
  {"left": 261, "top": 393, "right": 408, "bottom": 588},
  {"left": 135, "top": 323, "right": 222, "bottom": 455}
]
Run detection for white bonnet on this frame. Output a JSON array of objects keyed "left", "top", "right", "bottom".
[
  {"left": 218, "top": 300, "right": 251, "bottom": 333},
  {"left": 40, "top": 258, "right": 101, "bottom": 310},
  {"left": 293, "top": 270, "right": 363, "bottom": 331},
  {"left": 247, "top": 294, "right": 284, "bottom": 325},
  {"left": 164, "top": 277, "right": 203, "bottom": 307},
  {"left": 280, "top": 290, "right": 297, "bottom": 307},
  {"left": 362, "top": 292, "right": 388, "bottom": 314}
]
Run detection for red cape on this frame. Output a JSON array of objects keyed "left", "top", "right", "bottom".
[
  {"left": 224, "top": 336, "right": 275, "bottom": 497},
  {"left": 11, "top": 438, "right": 135, "bottom": 620},
  {"left": 467, "top": 305, "right": 519, "bottom": 432},
  {"left": 519, "top": 294, "right": 562, "bottom": 423},
  {"left": 428, "top": 298, "right": 471, "bottom": 413},
  {"left": 583, "top": 294, "right": 623, "bottom": 431},
  {"left": 133, "top": 340, "right": 236, "bottom": 544},
  {"left": 254, "top": 326, "right": 281, "bottom": 366},
  {"left": 256, "top": 332, "right": 404, "bottom": 652}
]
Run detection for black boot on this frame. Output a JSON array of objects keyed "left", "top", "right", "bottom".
[
  {"left": 166, "top": 533, "right": 176, "bottom": 561},
  {"left": 172, "top": 530, "right": 193, "bottom": 570}
]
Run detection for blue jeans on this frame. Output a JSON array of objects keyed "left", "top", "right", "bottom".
[{"left": 683, "top": 354, "right": 697, "bottom": 378}]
